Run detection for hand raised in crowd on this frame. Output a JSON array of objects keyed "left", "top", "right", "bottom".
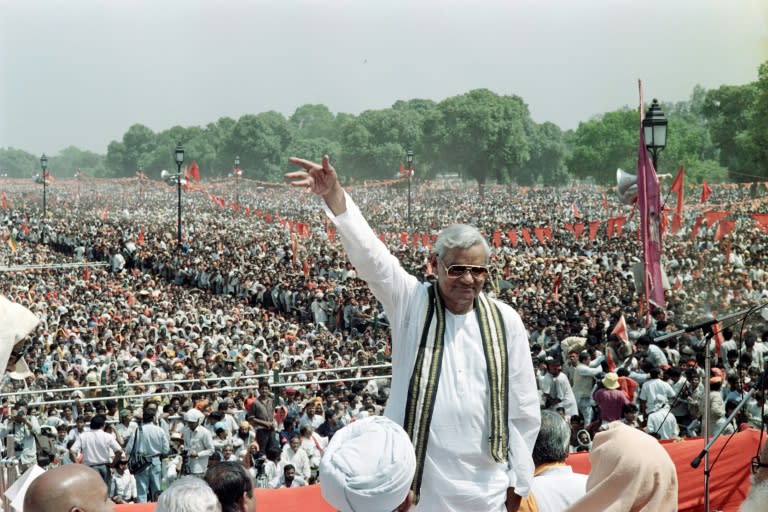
[{"left": 286, "top": 155, "right": 346, "bottom": 215}]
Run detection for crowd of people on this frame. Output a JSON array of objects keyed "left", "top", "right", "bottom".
[{"left": 1, "top": 164, "right": 768, "bottom": 507}]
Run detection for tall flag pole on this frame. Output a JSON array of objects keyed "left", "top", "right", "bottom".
[{"left": 637, "top": 80, "right": 665, "bottom": 314}]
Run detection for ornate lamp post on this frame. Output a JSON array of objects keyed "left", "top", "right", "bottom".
[
  {"left": 643, "top": 98, "right": 668, "bottom": 170},
  {"left": 40, "top": 153, "right": 48, "bottom": 243},
  {"left": 406, "top": 149, "right": 414, "bottom": 225},
  {"left": 234, "top": 155, "right": 241, "bottom": 204},
  {"left": 174, "top": 143, "right": 184, "bottom": 249}
]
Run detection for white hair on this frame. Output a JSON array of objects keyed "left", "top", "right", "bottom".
[{"left": 156, "top": 476, "right": 221, "bottom": 512}]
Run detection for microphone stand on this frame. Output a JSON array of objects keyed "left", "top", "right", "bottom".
[{"left": 653, "top": 307, "right": 755, "bottom": 512}]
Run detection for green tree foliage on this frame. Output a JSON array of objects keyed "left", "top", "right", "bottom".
[
  {"left": 702, "top": 82, "right": 758, "bottom": 181},
  {"left": 423, "top": 89, "right": 531, "bottom": 189},
  {"left": 746, "top": 61, "right": 768, "bottom": 180},
  {"left": 0, "top": 147, "right": 39, "bottom": 177},
  {"left": 290, "top": 104, "right": 336, "bottom": 141},
  {"left": 221, "top": 112, "right": 295, "bottom": 181},
  {"left": 566, "top": 109, "right": 637, "bottom": 184},
  {"left": 521, "top": 121, "right": 568, "bottom": 186}
]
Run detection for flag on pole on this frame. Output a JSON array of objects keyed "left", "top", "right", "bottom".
[
  {"left": 636, "top": 82, "right": 665, "bottom": 310},
  {"left": 701, "top": 180, "right": 712, "bottom": 203},
  {"left": 669, "top": 166, "right": 685, "bottom": 234}
]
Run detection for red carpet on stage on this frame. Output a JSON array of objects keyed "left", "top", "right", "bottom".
[{"left": 116, "top": 429, "right": 761, "bottom": 512}]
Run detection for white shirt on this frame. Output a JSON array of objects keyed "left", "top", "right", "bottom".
[
  {"left": 72, "top": 429, "right": 121, "bottom": 465},
  {"left": 529, "top": 464, "right": 588, "bottom": 512},
  {"left": 328, "top": 193, "right": 541, "bottom": 512},
  {"left": 639, "top": 379, "right": 676, "bottom": 413},
  {"left": 646, "top": 405, "right": 679, "bottom": 440}
]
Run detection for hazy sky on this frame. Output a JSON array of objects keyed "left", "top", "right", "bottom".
[{"left": 1, "top": 0, "right": 766, "bottom": 157}]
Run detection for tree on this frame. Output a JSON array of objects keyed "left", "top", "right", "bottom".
[
  {"left": 289, "top": 104, "right": 336, "bottom": 141},
  {"left": 521, "top": 121, "right": 568, "bottom": 186},
  {"left": 105, "top": 124, "right": 158, "bottom": 177},
  {"left": 746, "top": 61, "right": 768, "bottom": 180},
  {"left": 566, "top": 109, "right": 637, "bottom": 184},
  {"left": 702, "top": 82, "right": 758, "bottom": 180},
  {"left": 0, "top": 147, "right": 39, "bottom": 177},
  {"left": 221, "top": 112, "right": 294, "bottom": 181},
  {"left": 423, "top": 89, "right": 531, "bottom": 190}
]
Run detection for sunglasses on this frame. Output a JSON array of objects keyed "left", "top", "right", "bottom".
[{"left": 439, "top": 260, "right": 489, "bottom": 279}]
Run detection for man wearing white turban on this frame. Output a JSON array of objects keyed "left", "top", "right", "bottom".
[{"left": 319, "top": 416, "right": 416, "bottom": 512}]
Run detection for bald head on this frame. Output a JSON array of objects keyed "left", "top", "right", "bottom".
[{"left": 24, "top": 465, "right": 114, "bottom": 512}]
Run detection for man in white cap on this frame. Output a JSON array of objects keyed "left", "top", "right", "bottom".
[
  {"left": 183, "top": 409, "right": 214, "bottom": 476},
  {"left": 320, "top": 416, "right": 416, "bottom": 512}
]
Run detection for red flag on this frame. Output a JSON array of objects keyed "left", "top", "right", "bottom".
[
  {"left": 564, "top": 223, "right": 574, "bottom": 235},
  {"left": 245, "top": 207, "right": 251, "bottom": 217},
  {"left": 543, "top": 227, "right": 553, "bottom": 241},
  {"left": 712, "top": 320, "right": 724, "bottom": 357},
  {"left": 714, "top": 219, "right": 735, "bottom": 241},
  {"left": 412, "top": 233, "right": 420, "bottom": 247},
  {"left": 636, "top": 85, "right": 665, "bottom": 309},
  {"left": 399, "top": 163, "right": 406, "bottom": 175},
  {"left": 297, "top": 223, "right": 310, "bottom": 238},
  {"left": 602, "top": 193, "right": 609, "bottom": 216},
  {"left": 670, "top": 166, "right": 685, "bottom": 234},
  {"left": 400, "top": 232, "right": 408, "bottom": 245},
  {"left": 703, "top": 210, "right": 729, "bottom": 227},
  {"left": 302, "top": 259, "right": 310, "bottom": 277},
  {"left": 137, "top": 226, "right": 145, "bottom": 246},
  {"left": 327, "top": 226, "right": 336, "bottom": 241},
  {"left": 421, "top": 233, "right": 430, "bottom": 248},
  {"left": 611, "top": 314, "right": 629, "bottom": 344},
  {"left": 588, "top": 220, "right": 600, "bottom": 241},
  {"left": 690, "top": 216, "right": 703, "bottom": 241},
  {"left": 574, "top": 223, "right": 585, "bottom": 238},
  {"left": 265, "top": 214, "right": 273, "bottom": 223},
  {"left": 521, "top": 227, "right": 532, "bottom": 246},
  {"left": 492, "top": 230, "right": 501, "bottom": 248},
  {"left": 189, "top": 161, "right": 201, "bottom": 182},
  {"left": 673, "top": 276, "right": 682, "bottom": 290},
  {"left": 83, "top": 266, "right": 91, "bottom": 282},
  {"left": 22, "top": 222, "right": 30, "bottom": 236},
  {"left": 552, "top": 273, "right": 562, "bottom": 296},
  {"left": 507, "top": 229, "right": 518, "bottom": 247},
  {"left": 534, "top": 227, "right": 545, "bottom": 245},
  {"left": 378, "top": 232, "right": 385, "bottom": 243},
  {"left": 606, "top": 218, "right": 615, "bottom": 239},
  {"left": 751, "top": 213, "right": 768, "bottom": 232},
  {"left": 701, "top": 180, "right": 712, "bottom": 203}
]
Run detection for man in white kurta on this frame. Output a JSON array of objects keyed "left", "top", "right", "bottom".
[{"left": 286, "top": 155, "right": 541, "bottom": 512}]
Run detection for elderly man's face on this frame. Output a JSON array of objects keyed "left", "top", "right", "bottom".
[{"left": 435, "top": 244, "right": 487, "bottom": 315}]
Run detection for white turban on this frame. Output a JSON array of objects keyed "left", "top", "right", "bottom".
[
  {"left": 0, "top": 295, "right": 39, "bottom": 373},
  {"left": 320, "top": 416, "right": 416, "bottom": 512}
]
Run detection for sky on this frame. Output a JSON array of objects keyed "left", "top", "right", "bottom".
[{"left": 1, "top": 0, "right": 766, "bottom": 157}]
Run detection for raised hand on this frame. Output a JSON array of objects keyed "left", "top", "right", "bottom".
[
  {"left": 285, "top": 155, "right": 346, "bottom": 215},
  {"left": 285, "top": 155, "right": 338, "bottom": 196}
]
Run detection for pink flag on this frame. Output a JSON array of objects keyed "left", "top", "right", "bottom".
[{"left": 636, "top": 87, "right": 665, "bottom": 309}]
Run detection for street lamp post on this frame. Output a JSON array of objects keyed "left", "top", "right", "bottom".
[
  {"left": 643, "top": 98, "right": 668, "bottom": 170},
  {"left": 175, "top": 143, "right": 184, "bottom": 250},
  {"left": 40, "top": 154, "right": 48, "bottom": 244},
  {"left": 234, "top": 155, "right": 241, "bottom": 205},
  {"left": 406, "top": 150, "right": 414, "bottom": 225}
]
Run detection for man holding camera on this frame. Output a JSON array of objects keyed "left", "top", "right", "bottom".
[{"left": 2, "top": 400, "right": 41, "bottom": 471}]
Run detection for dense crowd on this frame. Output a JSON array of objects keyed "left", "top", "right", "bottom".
[{"left": 1, "top": 171, "right": 767, "bottom": 503}]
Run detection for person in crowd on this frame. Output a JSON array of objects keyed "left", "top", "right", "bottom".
[
  {"left": 155, "top": 476, "right": 221, "bottom": 512},
  {"left": 109, "top": 453, "right": 138, "bottom": 504},
  {"left": 279, "top": 434, "right": 311, "bottom": 483},
  {"left": 204, "top": 461, "right": 255, "bottom": 512},
  {"left": 271, "top": 463, "right": 307, "bottom": 489},
  {"left": 2, "top": 399, "right": 41, "bottom": 471},
  {"left": 563, "top": 422, "right": 678, "bottom": 512},
  {"left": 644, "top": 396, "right": 679, "bottom": 440},
  {"left": 519, "top": 410, "right": 588, "bottom": 512},
  {"left": 70, "top": 414, "right": 123, "bottom": 486},
  {"left": 126, "top": 408, "right": 170, "bottom": 502},
  {"left": 319, "top": 415, "right": 416, "bottom": 512},
  {"left": 591, "top": 373, "right": 629, "bottom": 429},
  {"left": 23, "top": 464, "right": 116, "bottom": 512},
  {"left": 286, "top": 154, "right": 540, "bottom": 511},
  {"left": 183, "top": 408, "right": 215, "bottom": 477}
]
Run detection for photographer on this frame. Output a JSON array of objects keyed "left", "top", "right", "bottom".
[{"left": 1, "top": 400, "right": 40, "bottom": 471}]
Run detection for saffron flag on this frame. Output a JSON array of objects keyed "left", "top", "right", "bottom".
[
  {"left": 614, "top": 216, "right": 626, "bottom": 237},
  {"left": 137, "top": 226, "right": 145, "bottom": 246},
  {"left": 188, "top": 161, "right": 201, "bottom": 182},
  {"left": 521, "top": 228, "right": 532, "bottom": 246},
  {"left": 611, "top": 314, "right": 629, "bottom": 344},
  {"left": 690, "top": 216, "right": 703, "bottom": 241},
  {"left": 507, "top": 230, "right": 518, "bottom": 247},
  {"left": 492, "top": 230, "right": 501, "bottom": 248},
  {"left": 534, "top": 227, "right": 545, "bottom": 245},
  {"left": 711, "top": 319, "right": 724, "bottom": 357},
  {"left": 571, "top": 203, "right": 582, "bottom": 219},
  {"left": 588, "top": 220, "right": 600, "bottom": 241},
  {"left": 670, "top": 166, "right": 685, "bottom": 234},
  {"left": 701, "top": 180, "right": 712, "bottom": 203},
  {"left": 714, "top": 220, "right": 735, "bottom": 241},
  {"left": 327, "top": 226, "right": 336, "bottom": 242},
  {"left": 636, "top": 89, "right": 665, "bottom": 309},
  {"left": 606, "top": 218, "right": 615, "bottom": 239},
  {"left": 751, "top": 213, "right": 768, "bottom": 232},
  {"left": 574, "top": 223, "right": 585, "bottom": 239}
]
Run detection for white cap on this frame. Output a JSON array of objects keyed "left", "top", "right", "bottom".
[{"left": 319, "top": 416, "right": 416, "bottom": 512}]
